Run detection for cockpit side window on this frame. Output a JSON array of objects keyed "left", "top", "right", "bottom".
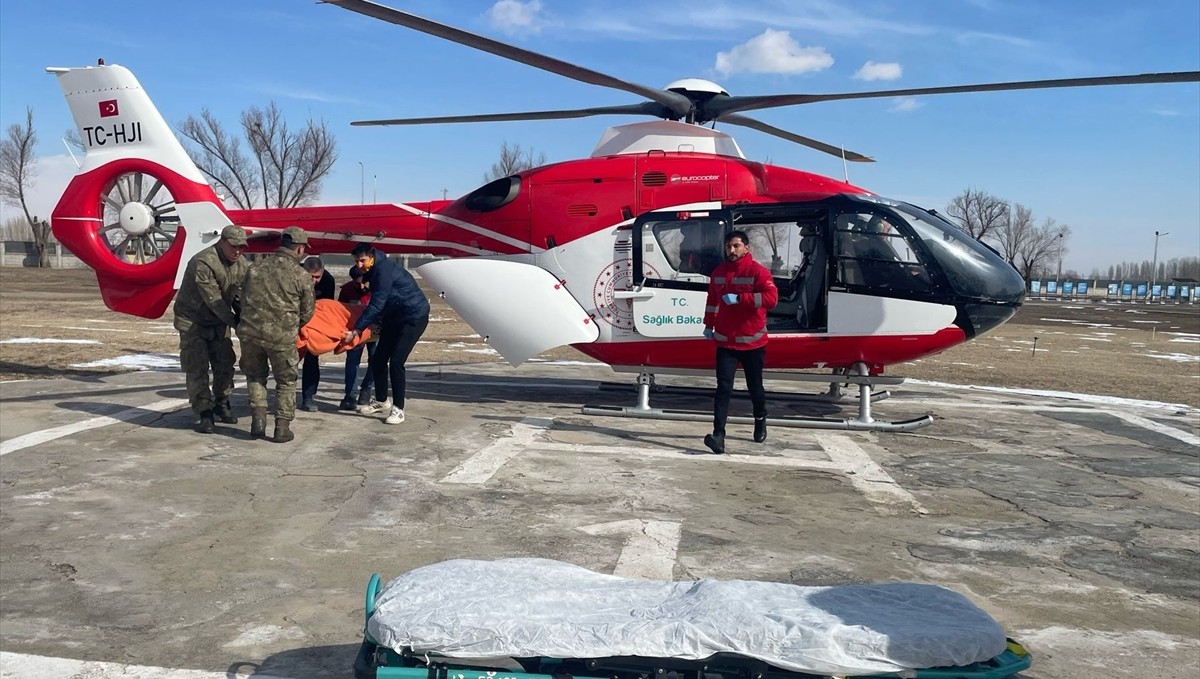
[{"left": 834, "top": 210, "right": 934, "bottom": 294}]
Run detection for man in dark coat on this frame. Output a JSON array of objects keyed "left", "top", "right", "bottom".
[
  {"left": 299, "top": 256, "right": 336, "bottom": 411},
  {"left": 342, "top": 243, "right": 430, "bottom": 426}
]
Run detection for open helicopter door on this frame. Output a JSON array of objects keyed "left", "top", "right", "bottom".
[
  {"left": 628, "top": 205, "right": 821, "bottom": 336},
  {"left": 625, "top": 208, "right": 727, "bottom": 338}
]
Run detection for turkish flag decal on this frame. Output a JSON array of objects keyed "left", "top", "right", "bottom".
[{"left": 98, "top": 99, "right": 119, "bottom": 118}]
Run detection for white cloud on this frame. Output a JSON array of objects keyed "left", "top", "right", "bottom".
[
  {"left": 488, "top": 0, "right": 545, "bottom": 35},
  {"left": 1151, "top": 109, "right": 1182, "bottom": 117},
  {"left": 854, "top": 61, "right": 902, "bottom": 81},
  {"left": 888, "top": 97, "right": 922, "bottom": 113},
  {"left": 714, "top": 29, "right": 833, "bottom": 77}
]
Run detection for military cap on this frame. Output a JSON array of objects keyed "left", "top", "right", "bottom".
[
  {"left": 220, "top": 224, "right": 247, "bottom": 246},
  {"left": 281, "top": 225, "right": 309, "bottom": 245}
]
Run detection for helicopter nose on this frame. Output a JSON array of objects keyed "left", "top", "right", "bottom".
[{"left": 957, "top": 263, "right": 1026, "bottom": 337}]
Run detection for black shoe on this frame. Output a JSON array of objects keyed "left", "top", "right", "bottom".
[
  {"left": 214, "top": 400, "right": 238, "bottom": 424},
  {"left": 703, "top": 432, "right": 726, "bottom": 455},
  {"left": 299, "top": 396, "right": 317, "bottom": 412},
  {"left": 338, "top": 396, "right": 357, "bottom": 411},
  {"left": 754, "top": 417, "right": 767, "bottom": 443},
  {"left": 195, "top": 410, "right": 215, "bottom": 434},
  {"left": 356, "top": 390, "right": 373, "bottom": 407}
]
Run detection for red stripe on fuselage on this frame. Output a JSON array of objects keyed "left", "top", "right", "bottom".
[{"left": 572, "top": 327, "right": 966, "bottom": 373}]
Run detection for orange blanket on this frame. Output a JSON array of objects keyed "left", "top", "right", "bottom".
[{"left": 297, "top": 299, "right": 373, "bottom": 357}]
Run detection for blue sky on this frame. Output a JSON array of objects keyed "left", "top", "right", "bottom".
[{"left": 1, "top": 0, "right": 1197, "bottom": 274}]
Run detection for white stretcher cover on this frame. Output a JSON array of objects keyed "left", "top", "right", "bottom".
[{"left": 368, "top": 559, "right": 1008, "bottom": 677}]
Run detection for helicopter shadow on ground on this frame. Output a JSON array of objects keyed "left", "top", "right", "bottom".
[{"left": 403, "top": 367, "right": 850, "bottom": 420}]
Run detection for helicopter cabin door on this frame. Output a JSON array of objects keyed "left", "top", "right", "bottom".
[{"left": 627, "top": 209, "right": 728, "bottom": 338}]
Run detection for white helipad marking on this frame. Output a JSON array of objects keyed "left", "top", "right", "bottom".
[
  {"left": 440, "top": 417, "right": 552, "bottom": 484},
  {"left": 812, "top": 434, "right": 926, "bottom": 514},
  {"left": 528, "top": 442, "right": 839, "bottom": 468},
  {"left": 530, "top": 440, "right": 921, "bottom": 514},
  {"left": 0, "top": 651, "right": 297, "bottom": 678},
  {"left": 579, "top": 519, "right": 681, "bottom": 579},
  {"left": 0, "top": 397, "right": 188, "bottom": 456},
  {"left": 908, "top": 400, "right": 1199, "bottom": 446}
]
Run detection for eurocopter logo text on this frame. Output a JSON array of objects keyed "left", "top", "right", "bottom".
[{"left": 670, "top": 174, "right": 720, "bottom": 183}]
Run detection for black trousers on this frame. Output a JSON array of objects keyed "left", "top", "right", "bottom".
[
  {"left": 371, "top": 314, "right": 429, "bottom": 409},
  {"left": 301, "top": 353, "right": 320, "bottom": 399},
  {"left": 713, "top": 345, "right": 767, "bottom": 435}
]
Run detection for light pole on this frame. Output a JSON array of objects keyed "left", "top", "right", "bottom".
[
  {"left": 1151, "top": 230, "right": 1169, "bottom": 295},
  {"left": 373, "top": 174, "right": 377, "bottom": 204},
  {"left": 357, "top": 161, "right": 364, "bottom": 204},
  {"left": 1055, "top": 232, "right": 1063, "bottom": 286}
]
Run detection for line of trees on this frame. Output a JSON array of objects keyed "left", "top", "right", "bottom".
[{"left": 1091, "top": 257, "right": 1200, "bottom": 282}]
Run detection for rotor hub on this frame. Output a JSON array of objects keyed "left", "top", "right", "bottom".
[{"left": 118, "top": 201, "right": 155, "bottom": 236}]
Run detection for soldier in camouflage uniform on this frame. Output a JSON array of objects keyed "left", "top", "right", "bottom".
[
  {"left": 237, "top": 226, "right": 316, "bottom": 443},
  {"left": 173, "top": 224, "right": 249, "bottom": 434}
]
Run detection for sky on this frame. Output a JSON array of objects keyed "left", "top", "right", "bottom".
[{"left": 1, "top": 0, "right": 1197, "bottom": 275}]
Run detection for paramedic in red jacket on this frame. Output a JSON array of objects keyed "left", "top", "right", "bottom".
[{"left": 702, "top": 230, "right": 779, "bottom": 454}]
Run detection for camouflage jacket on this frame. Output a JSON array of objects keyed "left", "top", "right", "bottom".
[
  {"left": 236, "top": 247, "right": 315, "bottom": 349},
  {"left": 173, "top": 243, "right": 249, "bottom": 332}
]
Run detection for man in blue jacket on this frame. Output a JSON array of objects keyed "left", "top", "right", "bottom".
[{"left": 341, "top": 243, "right": 430, "bottom": 425}]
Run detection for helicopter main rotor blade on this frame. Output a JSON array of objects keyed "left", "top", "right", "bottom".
[
  {"left": 352, "top": 103, "right": 671, "bottom": 127},
  {"left": 324, "top": 0, "right": 693, "bottom": 119},
  {"left": 721, "top": 114, "right": 874, "bottom": 163},
  {"left": 706, "top": 71, "right": 1200, "bottom": 119}
]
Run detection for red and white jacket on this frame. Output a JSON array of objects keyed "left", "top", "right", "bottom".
[{"left": 703, "top": 252, "right": 779, "bottom": 350}]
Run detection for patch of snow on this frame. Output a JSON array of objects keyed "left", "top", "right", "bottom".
[
  {"left": 0, "top": 337, "right": 100, "bottom": 345},
  {"left": 908, "top": 379, "right": 1195, "bottom": 412},
  {"left": 71, "top": 353, "right": 180, "bottom": 371},
  {"left": 1136, "top": 352, "right": 1199, "bottom": 363},
  {"left": 1078, "top": 337, "right": 1112, "bottom": 342}
]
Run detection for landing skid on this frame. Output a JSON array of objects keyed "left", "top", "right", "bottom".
[{"left": 581, "top": 364, "right": 934, "bottom": 432}]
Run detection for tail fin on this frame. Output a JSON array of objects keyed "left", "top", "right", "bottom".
[{"left": 48, "top": 63, "right": 231, "bottom": 318}]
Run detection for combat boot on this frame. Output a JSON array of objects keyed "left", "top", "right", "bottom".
[
  {"left": 250, "top": 407, "right": 268, "bottom": 438},
  {"left": 214, "top": 399, "right": 238, "bottom": 424},
  {"left": 753, "top": 417, "right": 767, "bottom": 443},
  {"left": 273, "top": 419, "right": 295, "bottom": 444},
  {"left": 195, "top": 410, "right": 215, "bottom": 434}
]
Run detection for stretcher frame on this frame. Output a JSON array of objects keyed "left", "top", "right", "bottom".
[{"left": 353, "top": 574, "right": 1032, "bottom": 679}]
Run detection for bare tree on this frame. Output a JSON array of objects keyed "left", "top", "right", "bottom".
[
  {"left": 946, "top": 188, "right": 1008, "bottom": 243},
  {"left": 1014, "top": 218, "right": 1070, "bottom": 280},
  {"left": 179, "top": 103, "right": 338, "bottom": 209},
  {"left": 0, "top": 108, "right": 51, "bottom": 267},
  {"left": 992, "top": 202, "right": 1034, "bottom": 266},
  {"left": 485, "top": 140, "right": 546, "bottom": 182}
]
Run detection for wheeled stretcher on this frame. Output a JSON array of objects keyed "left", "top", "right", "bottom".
[{"left": 354, "top": 559, "right": 1031, "bottom": 679}]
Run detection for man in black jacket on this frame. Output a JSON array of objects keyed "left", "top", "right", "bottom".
[
  {"left": 342, "top": 244, "right": 430, "bottom": 425},
  {"left": 299, "top": 256, "right": 336, "bottom": 411}
]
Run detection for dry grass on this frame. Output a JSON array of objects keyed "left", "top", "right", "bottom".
[{"left": 1, "top": 267, "right": 1197, "bottom": 407}]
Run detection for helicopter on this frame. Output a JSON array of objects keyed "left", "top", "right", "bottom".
[{"left": 46, "top": 0, "right": 1200, "bottom": 431}]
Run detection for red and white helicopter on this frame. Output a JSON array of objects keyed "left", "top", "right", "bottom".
[{"left": 47, "top": 0, "right": 1199, "bottom": 430}]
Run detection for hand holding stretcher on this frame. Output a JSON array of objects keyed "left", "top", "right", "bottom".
[{"left": 297, "top": 299, "right": 374, "bottom": 357}]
